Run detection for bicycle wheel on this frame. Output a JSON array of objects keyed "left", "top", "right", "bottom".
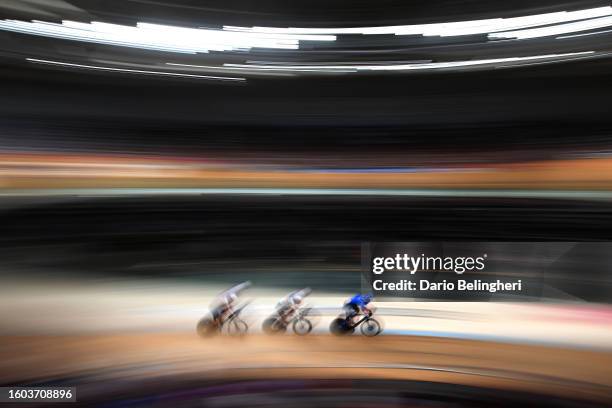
[
  {"left": 262, "top": 317, "right": 286, "bottom": 334},
  {"left": 196, "top": 317, "right": 218, "bottom": 337},
  {"left": 360, "top": 318, "right": 381, "bottom": 337},
  {"left": 330, "top": 317, "right": 353, "bottom": 336},
  {"left": 292, "top": 318, "right": 312, "bottom": 335}
]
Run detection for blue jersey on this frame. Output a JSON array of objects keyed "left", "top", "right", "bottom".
[{"left": 346, "top": 294, "right": 370, "bottom": 308}]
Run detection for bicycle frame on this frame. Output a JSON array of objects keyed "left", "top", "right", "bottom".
[
  {"left": 347, "top": 313, "right": 372, "bottom": 329},
  {"left": 221, "top": 301, "right": 250, "bottom": 327}
]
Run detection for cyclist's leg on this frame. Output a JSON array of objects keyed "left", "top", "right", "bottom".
[
  {"left": 211, "top": 306, "right": 223, "bottom": 325},
  {"left": 277, "top": 304, "right": 291, "bottom": 321},
  {"left": 343, "top": 304, "right": 358, "bottom": 324},
  {"left": 213, "top": 304, "right": 230, "bottom": 325}
]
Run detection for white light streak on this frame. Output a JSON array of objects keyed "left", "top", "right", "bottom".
[
  {"left": 489, "top": 15, "right": 612, "bottom": 39},
  {"left": 557, "top": 28, "right": 612, "bottom": 39},
  {"left": 26, "top": 58, "right": 246, "bottom": 81},
  {"left": 222, "top": 52, "right": 595, "bottom": 73},
  {"left": 0, "top": 6, "right": 611, "bottom": 55},
  {"left": 227, "top": 6, "right": 612, "bottom": 39},
  {"left": 0, "top": 19, "right": 335, "bottom": 53}
]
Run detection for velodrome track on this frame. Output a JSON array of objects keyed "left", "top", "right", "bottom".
[
  {"left": 0, "top": 334, "right": 610, "bottom": 406},
  {"left": 1, "top": 281, "right": 612, "bottom": 406},
  {"left": 1, "top": 280, "right": 611, "bottom": 347}
]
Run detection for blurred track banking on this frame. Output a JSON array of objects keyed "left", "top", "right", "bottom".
[{"left": 2, "top": 152, "right": 612, "bottom": 195}]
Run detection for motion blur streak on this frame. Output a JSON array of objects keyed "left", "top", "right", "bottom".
[
  {"left": 223, "top": 51, "right": 596, "bottom": 73},
  {"left": 0, "top": 19, "right": 336, "bottom": 52},
  {"left": 2, "top": 153, "right": 612, "bottom": 190},
  {"left": 3, "top": 6, "right": 612, "bottom": 46},
  {"left": 26, "top": 58, "right": 246, "bottom": 82},
  {"left": 2, "top": 4, "right": 612, "bottom": 79},
  {"left": 232, "top": 6, "right": 612, "bottom": 37}
]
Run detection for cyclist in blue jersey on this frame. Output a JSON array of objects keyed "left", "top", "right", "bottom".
[{"left": 343, "top": 293, "right": 373, "bottom": 324}]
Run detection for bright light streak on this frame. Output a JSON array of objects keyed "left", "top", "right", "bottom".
[
  {"left": 227, "top": 6, "right": 612, "bottom": 38},
  {"left": 557, "top": 28, "right": 612, "bottom": 39},
  {"left": 0, "top": 20, "right": 335, "bottom": 53},
  {"left": 26, "top": 58, "right": 246, "bottom": 81},
  {"left": 490, "top": 15, "right": 612, "bottom": 39},
  {"left": 1, "top": 6, "right": 611, "bottom": 55},
  {"left": 222, "top": 52, "right": 595, "bottom": 73}
]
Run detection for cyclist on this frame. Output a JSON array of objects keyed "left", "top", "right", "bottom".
[
  {"left": 210, "top": 281, "right": 251, "bottom": 326},
  {"left": 343, "top": 293, "right": 373, "bottom": 325},
  {"left": 275, "top": 287, "right": 311, "bottom": 323}
]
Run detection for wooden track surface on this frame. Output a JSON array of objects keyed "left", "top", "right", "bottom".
[{"left": 1, "top": 334, "right": 610, "bottom": 403}]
